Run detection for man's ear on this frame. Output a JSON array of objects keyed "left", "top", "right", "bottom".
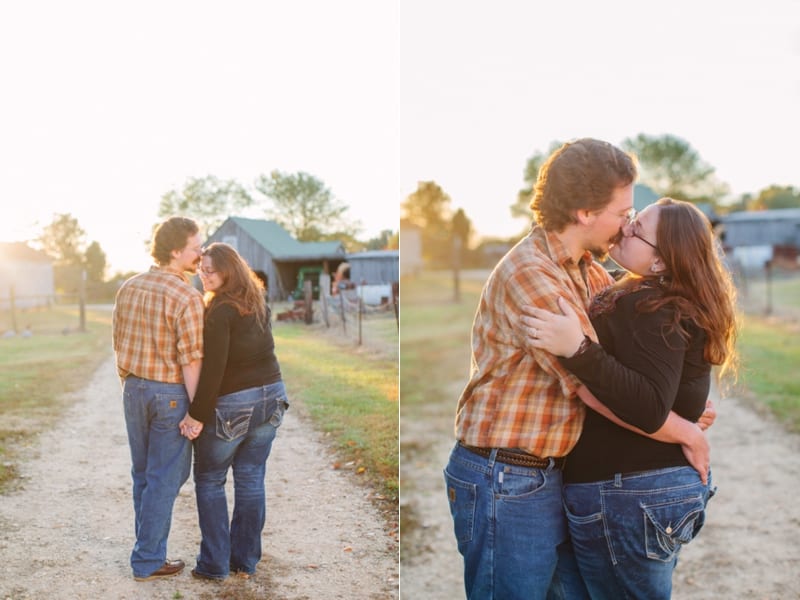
[{"left": 575, "top": 209, "right": 595, "bottom": 226}]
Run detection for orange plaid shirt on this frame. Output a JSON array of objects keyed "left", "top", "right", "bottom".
[
  {"left": 455, "top": 226, "right": 614, "bottom": 457},
  {"left": 112, "top": 266, "right": 204, "bottom": 383}
]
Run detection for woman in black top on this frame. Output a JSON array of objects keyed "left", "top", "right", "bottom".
[
  {"left": 180, "top": 242, "right": 288, "bottom": 581},
  {"left": 522, "top": 198, "right": 737, "bottom": 599}
]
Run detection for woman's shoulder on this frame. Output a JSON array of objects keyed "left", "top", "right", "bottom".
[{"left": 206, "top": 300, "right": 238, "bottom": 321}]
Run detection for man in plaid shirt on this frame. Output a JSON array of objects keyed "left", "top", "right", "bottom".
[
  {"left": 444, "top": 139, "right": 710, "bottom": 599},
  {"left": 112, "top": 216, "right": 205, "bottom": 581}
]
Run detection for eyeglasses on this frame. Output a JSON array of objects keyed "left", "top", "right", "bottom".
[
  {"left": 630, "top": 230, "right": 659, "bottom": 251},
  {"left": 627, "top": 213, "right": 659, "bottom": 251},
  {"left": 199, "top": 267, "right": 217, "bottom": 276}
]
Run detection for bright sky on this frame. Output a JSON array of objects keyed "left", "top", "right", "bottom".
[
  {"left": 3, "top": 2, "right": 799, "bottom": 274},
  {"left": 0, "top": 1, "right": 399, "bottom": 274},
  {"left": 399, "top": 0, "right": 800, "bottom": 241}
]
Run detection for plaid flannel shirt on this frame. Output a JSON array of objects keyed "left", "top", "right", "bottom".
[
  {"left": 454, "top": 226, "right": 614, "bottom": 458},
  {"left": 112, "top": 266, "right": 204, "bottom": 383}
]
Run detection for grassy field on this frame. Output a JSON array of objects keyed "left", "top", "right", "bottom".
[
  {"left": 399, "top": 273, "right": 485, "bottom": 411},
  {"left": 0, "top": 305, "right": 113, "bottom": 491},
  {"left": 400, "top": 270, "right": 800, "bottom": 434},
  {"left": 274, "top": 317, "right": 399, "bottom": 505},
  {"left": 0, "top": 305, "right": 399, "bottom": 513}
]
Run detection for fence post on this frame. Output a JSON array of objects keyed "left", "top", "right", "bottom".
[
  {"left": 9, "top": 285, "right": 18, "bottom": 333},
  {"left": 303, "top": 280, "right": 313, "bottom": 324},
  {"left": 79, "top": 270, "right": 87, "bottom": 332},
  {"left": 339, "top": 289, "right": 347, "bottom": 335},
  {"left": 358, "top": 287, "right": 363, "bottom": 346},
  {"left": 320, "top": 288, "right": 330, "bottom": 328},
  {"left": 319, "top": 273, "right": 331, "bottom": 328},
  {"left": 391, "top": 281, "right": 399, "bottom": 331},
  {"left": 764, "top": 259, "right": 773, "bottom": 316}
]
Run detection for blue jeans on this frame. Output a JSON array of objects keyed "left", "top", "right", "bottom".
[
  {"left": 443, "top": 443, "right": 589, "bottom": 600},
  {"left": 123, "top": 376, "right": 192, "bottom": 578},
  {"left": 563, "top": 467, "right": 716, "bottom": 600},
  {"left": 192, "top": 381, "right": 288, "bottom": 579}
]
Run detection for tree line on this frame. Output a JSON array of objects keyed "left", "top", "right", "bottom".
[
  {"left": 35, "top": 170, "right": 398, "bottom": 295},
  {"left": 402, "top": 133, "right": 800, "bottom": 269}
]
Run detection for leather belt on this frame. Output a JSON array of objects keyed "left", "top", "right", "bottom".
[{"left": 460, "top": 442, "right": 566, "bottom": 470}]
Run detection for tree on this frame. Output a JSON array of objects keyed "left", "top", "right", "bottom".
[
  {"left": 748, "top": 185, "right": 800, "bottom": 210},
  {"left": 512, "top": 140, "right": 565, "bottom": 223},
  {"left": 621, "top": 133, "right": 729, "bottom": 204},
  {"left": 451, "top": 208, "right": 472, "bottom": 302},
  {"left": 84, "top": 241, "right": 107, "bottom": 283},
  {"left": 401, "top": 181, "right": 453, "bottom": 266},
  {"left": 36, "top": 213, "right": 108, "bottom": 292},
  {"left": 254, "top": 170, "right": 360, "bottom": 242},
  {"left": 159, "top": 175, "right": 253, "bottom": 238},
  {"left": 364, "top": 229, "right": 397, "bottom": 250},
  {"left": 37, "top": 213, "right": 86, "bottom": 266}
]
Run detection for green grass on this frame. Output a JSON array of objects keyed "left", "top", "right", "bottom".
[
  {"left": 272, "top": 320, "right": 399, "bottom": 506},
  {"left": 399, "top": 272, "right": 485, "bottom": 411},
  {"left": 0, "top": 305, "right": 113, "bottom": 491},
  {"left": 0, "top": 304, "right": 400, "bottom": 515},
  {"left": 736, "top": 314, "right": 800, "bottom": 432},
  {"left": 398, "top": 270, "right": 800, "bottom": 437}
]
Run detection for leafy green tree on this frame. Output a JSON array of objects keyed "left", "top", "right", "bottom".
[
  {"left": 364, "top": 229, "right": 397, "bottom": 250},
  {"left": 254, "top": 170, "right": 359, "bottom": 242},
  {"left": 450, "top": 208, "right": 473, "bottom": 301},
  {"left": 513, "top": 140, "right": 565, "bottom": 223},
  {"left": 36, "top": 213, "right": 108, "bottom": 291},
  {"left": 159, "top": 175, "right": 253, "bottom": 238},
  {"left": 401, "top": 181, "right": 453, "bottom": 266},
  {"left": 621, "top": 133, "right": 729, "bottom": 204},
  {"left": 748, "top": 185, "right": 800, "bottom": 210},
  {"left": 83, "top": 241, "right": 107, "bottom": 283},
  {"left": 37, "top": 213, "right": 86, "bottom": 266}
]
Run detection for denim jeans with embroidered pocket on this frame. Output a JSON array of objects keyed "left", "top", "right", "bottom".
[
  {"left": 563, "top": 466, "right": 715, "bottom": 600},
  {"left": 193, "top": 380, "right": 288, "bottom": 580}
]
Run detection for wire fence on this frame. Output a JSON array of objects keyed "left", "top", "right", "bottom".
[
  {"left": 318, "top": 284, "right": 399, "bottom": 346},
  {"left": 733, "top": 263, "right": 800, "bottom": 319},
  {"left": 0, "top": 292, "right": 98, "bottom": 337}
]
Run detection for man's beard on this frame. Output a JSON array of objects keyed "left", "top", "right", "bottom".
[
  {"left": 589, "top": 247, "right": 609, "bottom": 262},
  {"left": 588, "top": 231, "right": 623, "bottom": 263}
]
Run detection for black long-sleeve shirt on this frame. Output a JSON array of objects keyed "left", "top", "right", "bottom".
[
  {"left": 561, "top": 286, "right": 710, "bottom": 483},
  {"left": 189, "top": 301, "right": 282, "bottom": 424}
]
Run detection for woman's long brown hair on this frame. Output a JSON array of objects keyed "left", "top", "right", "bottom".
[
  {"left": 636, "top": 198, "right": 738, "bottom": 379},
  {"left": 201, "top": 242, "right": 267, "bottom": 330}
]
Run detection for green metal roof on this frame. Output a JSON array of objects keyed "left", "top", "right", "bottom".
[{"left": 227, "top": 217, "right": 344, "bottom": 259}]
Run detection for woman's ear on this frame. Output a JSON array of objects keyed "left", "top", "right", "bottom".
[{"left": 650, "top": 257, "right": 666, "bottom": 274}]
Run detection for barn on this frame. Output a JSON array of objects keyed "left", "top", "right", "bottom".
[
  {"left": 204, "top": 217, "right": 347, "bottom": 301},
  {"left": 346, "top": 250, "right": 399, "bottom": 285},
  {"left": 721, "top": 208, "right": 800, "bottom": 271},
  {"left": 0, "top": 242, "right": 55, "bottom": 311}
]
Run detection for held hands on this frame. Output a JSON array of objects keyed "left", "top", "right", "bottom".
[
  {"left": 521, "top": 297, "right": 585, "bottom": 357},
  {"left": 179, "top": 413, "right": 203, "bottom": 440}
]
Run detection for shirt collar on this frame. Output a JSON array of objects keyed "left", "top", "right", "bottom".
[
  {"left": 150, "top": 264, "right": 192, "bottom": 284},
  {"left": 530, "top": 224, "right": 593, "bottom": 269}
]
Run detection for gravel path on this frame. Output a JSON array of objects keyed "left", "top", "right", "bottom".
[
  {"left": 400, "top": 386, "right": 800, "bottom": 599},
  {"left": 0, "top": 356, "right": 398, "bottom": 599}
]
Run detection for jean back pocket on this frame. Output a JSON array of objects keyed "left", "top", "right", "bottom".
[
  {"left": 215, "top": 406, "right": 255, "bottom": 442},
  {"left": 642, "top": 494, "right": 706, "bottom": 562}
]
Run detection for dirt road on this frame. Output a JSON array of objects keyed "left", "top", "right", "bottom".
[
  {"left": 400, "top": 386, "right": 800, "bottom": 599},
  {"left": 0, "top": 357, "right": 398, "bottom": 599}
]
